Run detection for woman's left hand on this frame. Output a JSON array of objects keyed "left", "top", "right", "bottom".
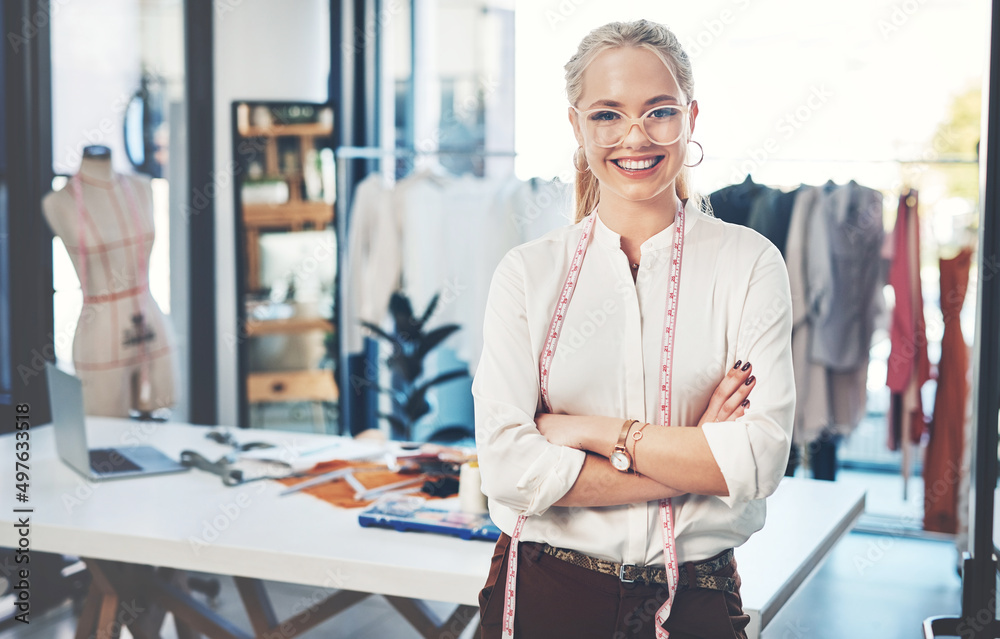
[{"left": 535, "top": 411, "right": 588, "bottom": 450}]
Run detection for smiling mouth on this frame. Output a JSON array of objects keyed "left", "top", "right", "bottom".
[{"left": 612, "top": 156, "right": 663, "bottom": 171}]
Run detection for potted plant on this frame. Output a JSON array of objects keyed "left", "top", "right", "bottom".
[{"left": 360, "top": 290, "right": 470, "bottom": 441}]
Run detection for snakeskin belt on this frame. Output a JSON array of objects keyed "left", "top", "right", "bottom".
[{"left": 538, "top": 544, "right": 737, "bottom": 592}]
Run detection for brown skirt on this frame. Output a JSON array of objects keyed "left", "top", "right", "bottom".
[{"left": 479, "top": 533, "right": 750, "bottom": 639}]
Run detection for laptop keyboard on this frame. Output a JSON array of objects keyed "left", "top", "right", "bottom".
[{"left": 89, "top": 448, "right": 142, "bottom": 474}]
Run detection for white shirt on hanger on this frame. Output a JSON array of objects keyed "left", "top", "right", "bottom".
[
  {"left": 397, "top": 172, "right": 517, "bottom": 370},
  {"left": 344, "top": 173, "right": 402, "bottom": 353},
  {"left": 472, "top": 198, "right": 796, "bottom": 565}
]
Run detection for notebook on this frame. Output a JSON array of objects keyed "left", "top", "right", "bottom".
[{"left": 358, "top": 494, "right": 500, "bottom": 541}]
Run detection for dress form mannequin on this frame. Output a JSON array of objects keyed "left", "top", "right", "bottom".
[{"left": 41, "top": 145, "right": 177, "bottom": 417}]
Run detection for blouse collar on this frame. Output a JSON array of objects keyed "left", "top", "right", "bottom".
[{"left": 591, "top": 197, "right": 700, "bottom": 252}]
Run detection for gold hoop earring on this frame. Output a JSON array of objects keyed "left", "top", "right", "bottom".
[
  {"left": 683, "top": 140, "right": 704, "bottom": 168},
  {"left": 573, "top": 146, "right": 590, "bottom": 173}
]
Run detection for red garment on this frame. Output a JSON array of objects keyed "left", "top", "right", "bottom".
[
  {"left": 886, "top": 189, "right": 931, "bottom": 451},
  {"left": 923, "top": 247, "right": 972, "bottom": 533}
]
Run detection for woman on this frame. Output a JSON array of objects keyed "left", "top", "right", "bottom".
[{"left": 472, "top": 19, "right": 795, "bottom": 639}]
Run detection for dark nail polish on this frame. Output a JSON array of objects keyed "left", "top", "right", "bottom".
[
  {"left": 741, "top": 399, "right": 750, "bottom": 408},
  {"left": 741, "top": 361, "right": 751, "bottom": 371},
  {"left": 733, "top": 360, "right": 742, "bottom": 370},
  {"left": 745, "top": 375, "right": 755, "bottom": 386}
]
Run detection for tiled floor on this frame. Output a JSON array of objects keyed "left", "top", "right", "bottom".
[{"left": 0, "top": 529, "right": 963, "bottom": 639}]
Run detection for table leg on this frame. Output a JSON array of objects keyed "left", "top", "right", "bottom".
[
  {"left": 233, "top": 576, "right": 372, "bottom": 638},
  {"left": 234, "top": 577, "right": 278, "bottom": 636},
  {"left": 74, "top": 587, "right": 103, "bottom": 639},
  {"left": 150, "top": 577, "right": 252, "bottom": 639},
  {"left": 80, "top": 559, "right": 169, "bottom": 639},
  {"left": 745, "top": 612, "right": 761, "bottom": 639},
  {"left": 77, "top": 559, "right": 478, "bottom": 639},
  {"left": 384, "top": 597, "right": 480, "bottom": 639},
  {"left": 159, "top": 567, "right": 203, "bottom": 639}
]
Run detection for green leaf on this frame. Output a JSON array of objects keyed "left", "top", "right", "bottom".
[
  {"left": 418, "top": 293, "right": 440, "bottom": 330},
  {"left": 412, "top": 368, "right": 469, "bottom": 397},
  {"left": 359, "top": 321, "right": 402, "bottom": 351},
  {"left": 415, "top": 325, "right": 462, "bottom": 360}
]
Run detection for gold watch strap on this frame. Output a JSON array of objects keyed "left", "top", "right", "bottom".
[{"left": 616, "top": 419, "right": 637, "bottom": 452}]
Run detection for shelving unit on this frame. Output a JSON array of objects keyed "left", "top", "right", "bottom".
[{"left": 233, "top": 101, "right": 338, "bottom": 432}]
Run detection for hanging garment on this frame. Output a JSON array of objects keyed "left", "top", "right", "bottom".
[
  {"left": 746, "top": 186, "right": 794, "bottom": 257},
  {"left": 397, "top": 172, "right": 516, "bottom": 371},
  {"left": 708, "top": 174, "right": 770, "bottom": 226},
  {"left": 810, "top": 180, "right": 885, "bottom": 373},
  {"left": 886, "top": 189, "right": 931, "bottom": 497},
  {"left": 784, "top": 185, "right": 834, "bottom": 447},
  {"left": 343, "top": 172, "right": 403, "bottom": 353},
  {"left": 492, "top": 174, "right": 574, "bottom": 244},
  {"left": 923, "top": 247, "right": 972, "bottom": 534},
  {"left": 761, "top": 187, "right": 799, "bottom": 258}
]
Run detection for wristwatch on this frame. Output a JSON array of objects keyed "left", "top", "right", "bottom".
[{"left": 610, "top": 419, "right": 638, "bottom": 472}]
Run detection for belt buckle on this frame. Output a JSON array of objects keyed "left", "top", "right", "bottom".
[{"left": 619, "top": 563, "right": 637, "bottom": 583}]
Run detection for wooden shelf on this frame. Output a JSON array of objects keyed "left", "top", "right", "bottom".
[
  {"left": 243, "top": 201, "right": 333, "bottom": 230},
  {"left": 236, "top": 102, "right": 338, "bottom": 431},
  {"left": 247, "top": 369, "right": 339, "bottom": 404},
  {"left": 238, "top": 122, "right": 333, "bottom": 138},
  {"left": 242, "top": 201, "right": 334, "bottom": 292},
  {"left": 245, "top": 317, "right": 334, "bottom": 337}
]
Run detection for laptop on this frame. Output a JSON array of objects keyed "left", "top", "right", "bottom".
[{"left": 45, "top": 363, "right": 189, "bottom": 480}]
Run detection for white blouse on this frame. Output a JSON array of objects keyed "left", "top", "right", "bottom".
[{"left": 472, "top": 197, "right": 796, "bottom": 565}]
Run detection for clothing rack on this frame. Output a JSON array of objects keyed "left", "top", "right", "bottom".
[
  {"left": 335, "top": 146, "right": 518, "bottom": 160},
  {"left": 334, "top": 146, "right": 518, "bottom": 438}
]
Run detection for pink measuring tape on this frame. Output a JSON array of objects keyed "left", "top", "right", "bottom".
[{"left": 501, "top": 202, "right": 686, "bottom": 639}]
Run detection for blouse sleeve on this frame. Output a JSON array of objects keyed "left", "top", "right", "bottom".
[
  {"left": 472, "top": 249, "right": 587, "bottom": 517},
  {"left": 701, "top": 242, "right": 796, "bottom": 508}
]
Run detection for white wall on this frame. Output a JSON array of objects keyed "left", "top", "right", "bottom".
[{"left": 213, "top": 0, "right": 330, "bottom": 426}]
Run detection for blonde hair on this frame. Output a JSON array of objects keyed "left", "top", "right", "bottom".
[{"left": 565, "top": 19, "right": 708, "bottom": 223}]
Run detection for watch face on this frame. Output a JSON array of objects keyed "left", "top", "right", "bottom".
[{"left": 610, "top": 451, "right": 630, "bottom": 472}]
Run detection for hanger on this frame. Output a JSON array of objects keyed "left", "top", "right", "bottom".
[{"left": 409, "top": 156, "right": 452, "bottom": 187}]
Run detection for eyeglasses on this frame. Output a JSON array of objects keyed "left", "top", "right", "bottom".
[{"left": 571, "top": 104, "right": 691, "bottom": 148}]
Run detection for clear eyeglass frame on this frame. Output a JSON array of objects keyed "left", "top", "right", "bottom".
[{"left": 571, "top": 103, "right": 693, "bottom": 148}]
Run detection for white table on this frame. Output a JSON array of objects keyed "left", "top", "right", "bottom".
[
  {"left": 0, "top": 418, "right": 864, "bottom": 638},
  {"left": 738, "top": 477, "right": 866, "bottom": 638}
]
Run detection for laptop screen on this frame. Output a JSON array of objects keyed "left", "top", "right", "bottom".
[{"left": 45, "top": 363, "right": 93, "bottom": 475}]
